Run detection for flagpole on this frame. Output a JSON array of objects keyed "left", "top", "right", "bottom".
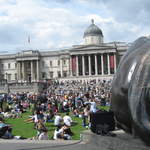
[{"left": 28, "top": 35, "right": 30, "bottom": 44}]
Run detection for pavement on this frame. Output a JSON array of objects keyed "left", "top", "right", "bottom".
[{"left": 0, "top": 130, "right": 149, "bottom": 150}]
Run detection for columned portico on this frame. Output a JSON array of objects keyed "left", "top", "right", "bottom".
[
  {"left": 71, "top": 52, "right": 117, "bottom": 77},
  {"left": 0, "top": 20, "right": 128, "bottom": 86},
  {"left": 16, "top": 59, "right": 40, "bottom": 82}
]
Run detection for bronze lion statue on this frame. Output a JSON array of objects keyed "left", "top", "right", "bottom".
[{"left": 111, "top": 36, "right": 150, "bottom": 146}]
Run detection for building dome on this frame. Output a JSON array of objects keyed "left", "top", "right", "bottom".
[
  {"left": 83, "top": 19, "right": 103, "bottom": 45},
  {"left": 83, "top": 19, "right": 103, "bottom": 38}
]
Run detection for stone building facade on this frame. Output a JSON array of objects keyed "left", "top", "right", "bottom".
[{"left": 0, "top": 20, "right": 128, "bottom": 84}]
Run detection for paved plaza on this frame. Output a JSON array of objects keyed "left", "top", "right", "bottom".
[{"left": 0, "top": 130, "right": 149, "bottom": 150}]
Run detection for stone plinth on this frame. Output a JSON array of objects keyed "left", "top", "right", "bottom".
[{"left": 82, "top": 130, "right": 150, "bottom": 150}]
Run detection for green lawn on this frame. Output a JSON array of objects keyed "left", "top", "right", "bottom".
[
  {"left": 5, "top": 111, "right": 86, "bottom": 140},
  {"left": 5, "top": 106, "right": 110, "bottom": 140}
]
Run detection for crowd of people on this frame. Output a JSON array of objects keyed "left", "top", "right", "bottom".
[{"left": 0, "top": 79, "right": 112, "bottom": 140}]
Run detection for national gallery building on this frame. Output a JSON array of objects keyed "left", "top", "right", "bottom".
[{"left": 0, "top": 20, "right": 128, "bottom": 83}]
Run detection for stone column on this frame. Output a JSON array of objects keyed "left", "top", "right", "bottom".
[
  {"left": 31, "top": 61, "right": 34, "bottom": 82},
  {"left": 95, "top": 54, "right": 98, "bottom": 75},
  {"left": 22, "top": 61, "right": 25, "bottom": 81},
  {"left": 101, "top": 54, "right": 104, "bottom": 75},
  {"left": 60, "top": 59, "right": 63, "bottom": 77},
  {"left": 36, "top": 60, "right": 40, "bottom": 81},
  {"left": 17, "top": 62, "right": 21, "bottom": 81},
  {"left": 70, "top": 57, "right": 72, "bottom": 77},
  {"left": 107, "top": 54, "right": 110, "bottom": 75},
  {"left": 88, "top": 55, "right": 91, "bottom": 76},
  {"left": 82, "top": 55, "right": 85, "bottom": 76},
  {"left": 76, "top": 55, "right": 79, "bottom": 76},
  {"left": 114, "top": 54, "right": 117, "bottom": 73}
]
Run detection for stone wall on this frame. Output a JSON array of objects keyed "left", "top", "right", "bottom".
[{"left": 0, "top": 82, "right": 45, "bottom": 94}]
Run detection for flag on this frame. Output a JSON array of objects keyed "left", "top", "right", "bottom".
[{"left": 28, "top": 35, "right": 30, "bottom": 44}]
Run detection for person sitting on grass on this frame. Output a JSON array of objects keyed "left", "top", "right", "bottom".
[
  {"left": 54, "top": 113, "right": 63, "bottom": 127},
  {"left": 53, "top": 124, "right": 73, "bottom": 140},
  {"left": 24, "top": 111, "right": 39, "bottom": 124},
  {"left": 36, "top": 119, "right": 47, "bottom": 138},
  {"left": 38, "top": 128, "right": 49, "bottom": 140},
  {"left": 73, "top": 109, "right": 79, "bottom": 117},
  {"left": 63, "top": 112, "right": 72, "bottom": 127},
  {"left": 53, "top": 125, "right": 62, "bottom": 140},
  {"left": 0, "top": 117, "right": 13, "bottom": 139}
]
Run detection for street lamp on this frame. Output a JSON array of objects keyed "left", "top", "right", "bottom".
[
  {"left": 5, "top": 73, "right": 9, "bottom": 93},
  {"left": 5, "top": 73, "right": 7, "bottom": 83}
]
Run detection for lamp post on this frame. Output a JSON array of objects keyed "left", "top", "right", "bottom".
[
  {"left": 5, "top": 73, "right": 9, "bottom": 94},
  {"left": 5, "top": 73, "right": 7, "bottom": 83}
]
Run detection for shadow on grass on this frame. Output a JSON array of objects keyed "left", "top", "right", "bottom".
[{"left": 72, "top": 122, "right": 78, "bottom": 126}]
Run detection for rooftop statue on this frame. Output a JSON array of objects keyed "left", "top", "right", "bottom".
[{"left": 111, "top": 36, "right": 150, "bottom": 146}]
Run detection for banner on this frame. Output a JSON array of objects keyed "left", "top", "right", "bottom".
[
  {"left": 72, "top": 56, "right": 76, "bottom": 74},
  {"left": 109, "top": 55, "right": 114, "bottom": 69}
]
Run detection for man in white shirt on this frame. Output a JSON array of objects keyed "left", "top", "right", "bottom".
[
  {"left": 84, "top": 99, "right": 97, "bottom": 113},
  {"left": 63, "top": 113, "right": 72, "bottom": 127},
  {"left": 54, "top": 114, "right": 62, "bottom": 127}
]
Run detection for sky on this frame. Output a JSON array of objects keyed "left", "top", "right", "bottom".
[{"left": 0, "top": 0, "right": 150, "bottom": 53}]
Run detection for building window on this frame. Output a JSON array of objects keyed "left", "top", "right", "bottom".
[
  {"left": 15, "top": 63, "right": 17, "bottom": 69},
  {"left": 42, "top": 61, "right": 45, "bottom": 67},
  {"left": 7, "top": 74, "right": 11, "bottom": 82},
  {"left": 1, "top": 74, "right": 4, "bottom": 80},
  {"left": 63, "top": 71, "right": 67, "bottom": 77},
  {"left": 50, "top": 61, "right": 52, "bottom": 67},
  {"left": 42, "top": 72, "right": 46, "bottom": 79},
  {"left": 91, "top": 36, "right": 94, "bottom": 43},
  {"left": 58, "top": 60, "right": 60, "bottom": 66},
  {"left": 8, "top": 63, "right": 11, "bottom": 69},
  {"left": 15, "top": 73, "right": 17, "bottom": 80},
  {"left": 1, "top": 64, "right": 4, "bottom": 70},
  {"left": 63, "top": 60, "right": 66, "bottom": 65},
  {"left": 49, "top": 71, "right": 53, "bottom": 78},
  {"left": 57, "top": 71, "right": 61, "bottom": 78},
  {"left": 27, "top": 62, "right": 30, "bottom": 68}
]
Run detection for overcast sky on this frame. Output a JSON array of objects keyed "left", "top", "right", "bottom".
[{"left": 0, "top": 0, "right": 150, "bottom": 53}]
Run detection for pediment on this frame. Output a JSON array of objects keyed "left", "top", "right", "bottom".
[{"left": 70, "top": 44, "right": 115, "bottom": 51}]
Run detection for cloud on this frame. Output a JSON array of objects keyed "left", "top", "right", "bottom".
[{"left": 0, "top": 0, "right": 149, "bottom": 53}]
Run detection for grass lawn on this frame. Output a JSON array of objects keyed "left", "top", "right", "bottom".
[
  {"left": 5, "top": 111, "right": 86, "bottom": 140},
  {"left": 5, "top": 106, "right": 110, "bottom": 140}
]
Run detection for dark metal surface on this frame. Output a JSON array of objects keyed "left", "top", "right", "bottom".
[{"left": 111, "top": 36, "right": 150, "bottom": 146}]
